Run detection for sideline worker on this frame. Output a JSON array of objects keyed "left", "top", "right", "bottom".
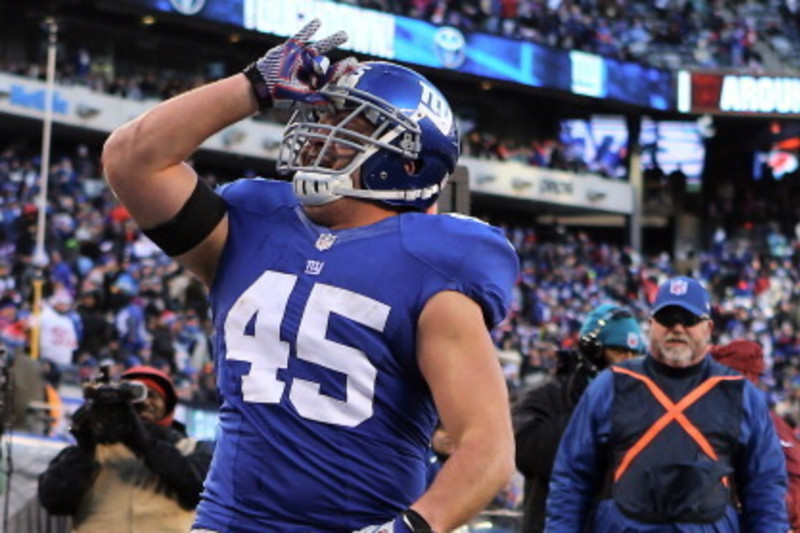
[{"left": 546, "top": 276, "right": 788, "bottom": 532}]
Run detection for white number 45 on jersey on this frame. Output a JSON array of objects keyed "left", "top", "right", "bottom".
[{"left": 224, "top": 270, "right": 390, "bottom": 427}]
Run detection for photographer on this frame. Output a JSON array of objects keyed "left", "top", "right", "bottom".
[
  {"left": 511, "top": 303, "right": 645, "bottom": 532},
  {"left": 38, "top": 365, "right": 213, "bottom": 532}
]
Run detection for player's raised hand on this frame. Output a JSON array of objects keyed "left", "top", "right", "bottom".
[
  {"left": 243, "top": 18, "right": 348, "bottom": 110},
  {"left": 317, "top": 56, "right": 360, "bottom": 87}
]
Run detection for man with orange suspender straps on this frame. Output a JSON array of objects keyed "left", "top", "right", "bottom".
[{"left": 545, "top": 276, "right": 788, "bottom": 532}]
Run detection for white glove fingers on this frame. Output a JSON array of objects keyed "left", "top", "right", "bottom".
[
  {"left": 291, "top": 17, "right": 322, "bottom": 44},
  {"left": 309, "top": 30, "right": 349, "bottom": 55}
]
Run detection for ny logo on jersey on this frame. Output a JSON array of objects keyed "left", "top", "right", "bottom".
[
  {"left": 315, "top": 233, "right": 337, "bottom": 251},
  {"left": 305, "top": 260, "right": 324, "bottom": 275}
]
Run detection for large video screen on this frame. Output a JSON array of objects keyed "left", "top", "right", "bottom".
[
  {"left": 640, "top": 118, "right": 706, "bottom": 191},
  {"left": 558, "top": 115, "right": 629, "bottom": 180},
  {"left": 104, "top": 0, "right": 674, "bottom": 110},
  {"left": 752, "top": 121, "right": 800, "bottom": 181}
]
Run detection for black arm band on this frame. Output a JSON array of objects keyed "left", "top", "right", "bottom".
[
  {"left": 243, "top": 62, "right": 273, "bottom": 111},
  {"left": 402, "top": 509, "right": 434, "bottom": 533},
  {"left": 142, "top": 179, "right": 227, "bottom": 257}
]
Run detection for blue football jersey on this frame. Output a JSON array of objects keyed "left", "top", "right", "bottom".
[{"left": 193, "top": 179, "right": 519, "bottom": 532}]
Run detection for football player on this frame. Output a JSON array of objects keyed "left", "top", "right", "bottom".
[{"left": 102, "top": 19, "right": 519, "bottom": 532}]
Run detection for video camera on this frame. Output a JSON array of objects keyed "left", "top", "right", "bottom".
[{"left": 78, "top": 363, "right": 148, "bottom": 444}]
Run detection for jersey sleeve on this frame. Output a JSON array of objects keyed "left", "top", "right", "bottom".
[
  {"left": 216, "top": 177, "right": 297, "bottom": 214},
  {"left": 459, "top": 223, "right": 519, "bottom": 327},
  {"left": 406, "top": 214, "right": 519, "bottom": 329}
]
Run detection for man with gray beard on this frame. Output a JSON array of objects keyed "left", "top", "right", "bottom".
[{"left": 544, "top": 276, "right": 788, "bottom": 532}]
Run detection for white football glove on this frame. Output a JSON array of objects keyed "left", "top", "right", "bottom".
[{"left": 243, "top": 18, "right": 354, "bottom": 110}]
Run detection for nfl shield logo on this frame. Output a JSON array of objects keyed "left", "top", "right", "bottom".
[
  {"left": 669, "top": 279, "right": 688, "bottom": 295},
  {"left": 315, "top": 234, "right": 337, "bottom": 251},
  {"left": 627, "top": 332, "right": 640, "bottom": 349}
]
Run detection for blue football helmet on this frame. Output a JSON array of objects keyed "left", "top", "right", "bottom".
[{"left": 278, "top": 61, "right": 459, "bottom": 210}]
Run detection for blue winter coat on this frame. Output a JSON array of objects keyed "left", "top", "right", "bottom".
[{"left": 545, "top": 356, "right": 788, "bottom": 532}]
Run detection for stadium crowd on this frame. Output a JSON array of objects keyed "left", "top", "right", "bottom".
[
  {"left": 460, "top": 128, "right": 603, "bottom": 175},
  {"left": 2, "top": 140, "right": 800, "bottom": 438},
  {"left": 0, "top": 142, "right": 220, "bottom": 408}
]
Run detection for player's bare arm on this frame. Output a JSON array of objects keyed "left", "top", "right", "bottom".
[
  {"left": 102, "top": 76, "right": 254, "bottom": 283},
  {"left": 103, "top": 19, "right": 348, "bottom": 285},
  {"left": 414, "top": 290, "right": 516, "bottom": 531}
]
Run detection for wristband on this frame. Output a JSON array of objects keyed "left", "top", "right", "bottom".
[
  {"left": 243, "top": 62, "right": 272, "bottom": 111},
  {"left": 402, "top": 509, "right": 433, "bottom": 533}
]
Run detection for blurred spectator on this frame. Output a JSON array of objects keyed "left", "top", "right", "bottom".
[
  {"left": 148, "top": 310, "right": 178, "bottom": 372},
  {"left": 426, "top": 423, "right": 454, "bottom": 486},
  {"left": 512, "top": 303, "right": 644, "bottom": 532},
  {"left": 37, "top": 289, "right": 81, "bottom": 386},
  {"left": 192, "top": 362, "right": 219, "bottom": 407},
  {"left": 7, "top": 345, "right": 50, "bottom": 433},
  {"left": 710, "top": 340, "right": 800, "bottom": 531},
  {"left": 75, "top": 289, "right": 115, "bottom": 361},
  {"left": 112, "top": 281, "right": 147, "bottom": 359}
]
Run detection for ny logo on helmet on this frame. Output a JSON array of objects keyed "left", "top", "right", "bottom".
[{"left": 418, "top": 82, "right": 453, "bottom": 136}]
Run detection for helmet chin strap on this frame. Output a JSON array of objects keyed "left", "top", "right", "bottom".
[
  {"left": 293, "top": 171, "right": 355, "bottom": 206},
  {"left": 294, "top": 171, "right": 446, "bottom": 207},
  {"left": 293, "top": 137, "right": 445, "bottom": 207}
]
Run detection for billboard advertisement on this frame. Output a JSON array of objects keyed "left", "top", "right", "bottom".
[
  {"left": 107, "top": 0, "right": 674, "bottom": 110},
  {"left": 677, "top": 70, "right": 800, "bottom": 116}
]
